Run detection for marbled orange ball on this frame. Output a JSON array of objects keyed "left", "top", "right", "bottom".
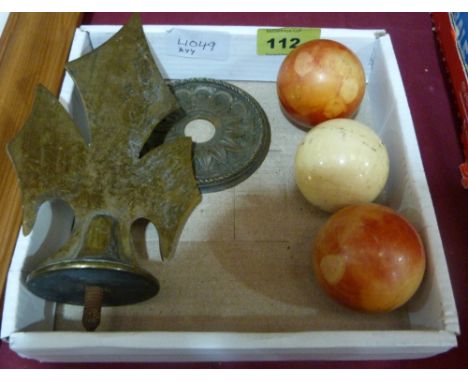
[
  {"left": 313, "top": 203, "right": 426, "bottom": 312},
  {"left": 277, "top": 39, "right": 366, "bottom": 127}
]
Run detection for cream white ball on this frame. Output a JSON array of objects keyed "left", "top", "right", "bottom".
[{"left": 294, "top": 119, "right": 389, "bottom": 212}]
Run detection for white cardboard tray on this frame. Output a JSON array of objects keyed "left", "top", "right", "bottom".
[{"left": 1, "top": 25, "right": 460, "bottom": 362}]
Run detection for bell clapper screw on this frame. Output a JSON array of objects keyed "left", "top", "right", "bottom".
[{"left": 82, "top": 285, "right": 104, "bottom": 331}]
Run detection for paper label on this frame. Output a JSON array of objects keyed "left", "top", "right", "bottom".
[
  {"left": 165, "top": 28, "right": 231, "bottom": 60},
  {"left": 257, "top": 28, "right": 321, "bottom": 55}
]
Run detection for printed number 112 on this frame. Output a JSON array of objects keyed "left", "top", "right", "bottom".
[{"left": 267, "top": 37, "right": 300, "bottom": 50}]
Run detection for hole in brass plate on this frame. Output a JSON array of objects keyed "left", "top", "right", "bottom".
[{"left": 184, "top": 119, "right": 216, "bottom": 143}]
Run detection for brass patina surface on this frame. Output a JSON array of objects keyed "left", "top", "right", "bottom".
[
  {"left": 8, "top": 15, "right": 201, "bottom": 310},
  {"left": 143, "top": 79, "right": 271, "bottom": 192}
]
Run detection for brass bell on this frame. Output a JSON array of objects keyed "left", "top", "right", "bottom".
[{"left": 26, "top": 215, "right": 159, "bottom": 331}]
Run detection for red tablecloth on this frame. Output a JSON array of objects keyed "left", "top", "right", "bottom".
[{"left": 1, "top": 12, "right": 467, "bottom": 368}]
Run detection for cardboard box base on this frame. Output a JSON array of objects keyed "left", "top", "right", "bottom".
[{"left": 1, "top": 25, "right": 459, "bottom": 362}]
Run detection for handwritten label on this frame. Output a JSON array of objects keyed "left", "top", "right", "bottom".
[
  {"left": 165, "top": 29, "right": 231, "bottom": 60},
  {"left": 257, "top": 28, "right": 321, "bottom": 55}
]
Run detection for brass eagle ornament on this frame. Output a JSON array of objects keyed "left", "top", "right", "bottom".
[{"left": 7, "top": 15, "right": 201, "bottom": 330}]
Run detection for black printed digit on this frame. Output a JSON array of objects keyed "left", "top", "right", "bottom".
[{"left": 290, "top": 37, "right": 300, "bottom": 49}]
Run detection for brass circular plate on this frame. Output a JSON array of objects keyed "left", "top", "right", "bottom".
[
  {"left": 160, "top": 79, "right": 271, "bottom": 192},
  {"left": 26, "top": 260, "right": 159, "bottom": 306}
]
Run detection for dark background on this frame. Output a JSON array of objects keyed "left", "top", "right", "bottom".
[{"left": 0, "top": 12, "right": 467, "bottom": 368}]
